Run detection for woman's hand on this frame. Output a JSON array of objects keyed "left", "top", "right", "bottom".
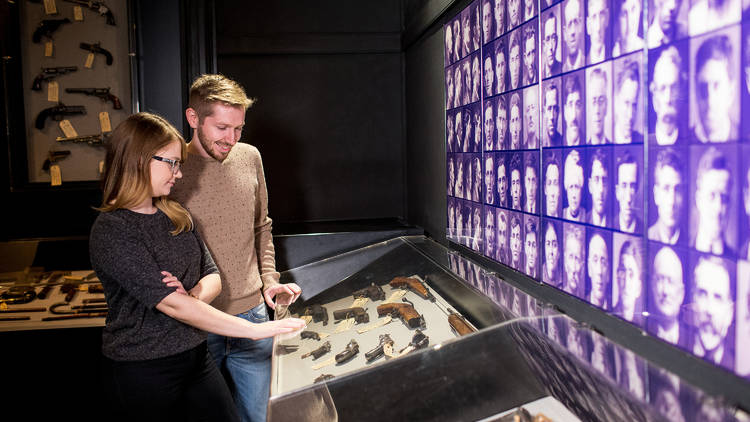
[
  {"left": 161, "top": 271, "right": 188, "bottom": 296},
  {"left": 250, "top": 318, "right": 307, "bottom": 340}
]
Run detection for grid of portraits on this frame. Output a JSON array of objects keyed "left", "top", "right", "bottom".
[{"left": 446, "top": 0, "right": 750, "bottom": 380}]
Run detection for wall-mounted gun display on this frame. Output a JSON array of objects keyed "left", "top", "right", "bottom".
[
  {"left": 31, "top": 66, "right": 77, "bottom": 91},
  {"left": 32, "top": 18, "right": 71, "bottom": 43},
  {"left": 79, "top": 42, "right": 113, "bottom": 65},
  {"left": 64, "top": 87, "right": 121, "bottom": 109},
  {"left": 62, "top": 0, "right": 115, "bottom": 25},
  {"left": 35, "top": 103, "right": 86, "bottom": 129}
]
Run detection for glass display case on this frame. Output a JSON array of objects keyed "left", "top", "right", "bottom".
[{"left": 269, "top": 236, "right": 747, "bottom": 421}]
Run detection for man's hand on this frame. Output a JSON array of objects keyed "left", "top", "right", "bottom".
[
  {"left": 263, "top": 283, "right": 302, "bottom": 309},
  {"left": 161, "top": 271, "right": 188, "bottom": 295}
]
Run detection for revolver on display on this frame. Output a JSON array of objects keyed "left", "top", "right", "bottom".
[
  {"left": 332, "top": 307, "right": 369, "bottom": 324},
  {"left": 334, "top": 340, "right": 359, "bottom": 364},
  {"left": 398, "top": 330, "right": 429, "bottom": 356},
  {"left": 388, "top": 276, "right": 436, "bottom": 301},
  {"left": 301, "top": 341, "right": 331, "bottom": 360},
  {"left": 376, "top": 298, "right": 425, "bottom": 329},
  {"left": 352, "top": 283, "right": 385, "bottom": 301},
  {"left": 300, "top": 331, "right": 321, "bottom": 341},
  {"left": 364, "top": 334, "right": 394, "bottom": 362},
  {"left": 303, "top": 304, "right": 329, "bottom": 325}
]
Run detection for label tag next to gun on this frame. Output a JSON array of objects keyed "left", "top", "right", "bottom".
[
  {"left": 59, "top": 119, "right": 78, "bottom": 138},
  {"left": 44, "top": 0, "right": 57, "bottom": 15},
  {"left": 50, "top": 164, "right": 62, "bottom": 186},
  {"left": 84, "top": 52, "right": 95, "bottom": 68},
  {"left": 99, "top": 111, "right": 112, "bottom": 132},
  {"left": 45, "top": 41, "right": 54, "bottom": 57},
  {"left": 99, "top": 160, "right": 105, "bottom": 174},
  {"left": 73, "top": 6, "right": 84, "bottom": 21},
  {"left": 47, "top": 81, "right": 59, "bottom": 102}
]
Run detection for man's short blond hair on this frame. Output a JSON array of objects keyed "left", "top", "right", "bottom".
[{"left": 188, "top": 74, "right": 255, "bottom": 120}]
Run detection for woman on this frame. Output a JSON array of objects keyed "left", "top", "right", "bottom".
[{"left": 89, "top": 113, "right": 305, "bottom": 422}]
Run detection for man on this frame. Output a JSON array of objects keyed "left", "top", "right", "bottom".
[
  {"left": 446, "top": 70, "right": 455, "bottom": 110},
  {"left": 543, "top": 81, "right": 563, "bottom": 147},
  {"left": 613, "top": 0, "right": 644, "bottom": 56},
  {"left": 615, "top": 150, "right": 642, "bottom": 233},
  {"left": 588, "top": 148, "right": 610, "bottom": 227},
  {"left": 543, "top": 10, "right": 563, "bottom": 78},
  {"left": 472, "top": 156, "right": 482, "bottom": 201},
  {"left": 693, "top": 147, "right": 734, "bottom": 257},
  {"left": 614, "top": 238, "right": 643, "bottom": 323},
  {"left": 473, "top": 108, "right": 483, "bottom": 151},
  {"left": 447, "top": 114, "right": 455, "bottom": 152},
  {"left": 543, "top": 221, "right": 562, "bottom": 288},
  {"left": 649, "top": 148, "right": 684, "bottom": 244},
  {"left": 445, "top": 23, "right": 455, "bottom": 65},
  {"left": 587, "top": 232, "right": 610, "bottom": 310},
  {"left": 448, "top": 156, "right": 456, "bottom": 196},
  {"left": 496, "top": 95, "right": 508, "bottom": 149},
  {"left": 509, "top": 31, "right": 522, "bottom": 90},
  {"left": 485, "top": 207, "right": 497, "bottom": 258},
  {"left": 564, "top": 223, "right": 585, "bottom": 298},
  {"left": 689, "top": 0, "right": 740, "bottom": 36},
  {"left": 742, "top": 164, "right": 750, "bottom": 260},
  {"left": 563, "top": 149, "right": 586, "bottom": 221},
  {"left": 691, "top": 256, "right": 735, "bottom": 369},
  {"left": 524, "top": 86, "right": 539, "bottom": 148},
  {"left": 494, "top": 0, "right": 507, "bottom": 38},
  {"left": 614, "top": 59, "right": 644, "bottom": 144},
  {"left": 172, "top": 74, "right": 302, "bottom": 422},
  {"left": 483, "top": 0, "right": 494, "bottom": 43},
  {"left": 495, "top": 40, "right": 507, "bottom": 94},
  {"left": 524, "top": 0, "right": 536, "bottom": 21},
  {"left": 484, "top": 53, "right": 495, "bottom": 97},
  {"left": 648, "top": 0, "right": 687, "bottom": 47},
  {"left": 509, "top": 92, "right": 522, "bottom": 149},
  {"left": 544, "top": 152, "right": 562, "bottom": 217},
  {"left": 649, "top": 46, "right": 686, "bottom": 145},
  {"left": 563, "top": 73, "right": 585, "bottom": 146},
  {"left": 510, "top": 214, "right": 524, "bottom": 271},
  {"left": 471, "top": 54, "right": 481, "bottom": 102},
  {"left": 456, "top": 157, "right": 465, "bottom": 198},
  {"left": 525, "top": 217, "right": 539, "bottom": 278},
  {"left": 510, "top": 152, "right": 523, "bottom": 210},
  {"left": 454, "top": 66, "right": 464, "bottom": 108},
  {"left": 692, "top": 34, "right": 739, "bottom": 143},
  {"left": 485, "top": 154, "right": 496, "bottom": 204},
  {"left": 473, "top": 3, "right": 482, "bottom": 50},
  {"left": 453, "top": 19, "right": 462, "bottom": 62},
  {"left": 523, "top": 24, "right": 538, "bottom": 86},
  {"left": 524, "top": 152, "right": 538, "bottom": 213},
  {"left": 462, "top": 61, "right": 472, "bottom": 105},
  {"left": 587, "top": 66, "right": 611, "bottom": 145},
  {"left": 462, "top": 12, "right": 473, "bottom": 57},
  {"left": 586, "top": 0, "right": 610, "bottom": 64},
  {"left": 497, "top": 153, "right": 508, "bottom": 206},
  {"left": 472, "top": 206, "right": 482, "bottom": 250},
  {"left": 563, "top": 0, "right": 585, "bottom": 71},
  {"left": 484, "top": 100, "right": 495, "bottom": 151},
  {"left": 649, "top": 246, "right": 687, "bottom": 347},
  {"left": 448, "top": 200, "right": 457, "bottom": 237},
  {"left": 454, "top": 106, "right": 464, "bottom": 152},
  {"left": 508, "top": 0, "right": 522, "bottom": 28},
  {"left": 497, "top": 209, "right": 510, "bottom": 263}
]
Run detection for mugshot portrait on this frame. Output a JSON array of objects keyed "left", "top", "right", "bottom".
[
  {"left": 524, "top": 151, "right": 539, "bottom": 213},
  {"left": 484, "top": 100, "right": 496, "bottom": 151},
  {"left": 494, "top": 38, "right": 509, "bottom": 94},
  {"left": 563, "top": 222, "right": 587, "bottom": 299},
  {"left": 446, "top": 67, "right": 456, "bottom": 110},
  {"left": 471, "top": 153, "right": 483, "bottom": 202},
  {"left": 586, "top": 0, "right": 612, "bottom": 65},
  {"left": 460, "top": 109, "right": 472, "bottom": 151},
  {"left": 544, "top": 150, "right": 563, "bottom": 217},
  {"left": 736, "top": 260, "right": 750, "bottom": 377},
  {"left": 563, "top": 71, "right": 586, "bottom": 146},
  {"left": 524, "top": 0, "right": 537, "bottom": 21},
  {"left": 741, "top": 145, "right": 750, "bottom": 261},
  {"left": 563, "top": 148, "right": 588, "bottom": 222},
  {"left": 613, "top": 53, "right": 645, "bottom": 144},
  {"left": 508, "top": 29, "right": 523, "bottom": 90},
  {"left": 471, "top": 2, "right": 482, "bottom": 51},
  {"left": 614, "top": 145, "right": 644, "bottom": 234},
  {"left": 471, "top": 102, "right": 483, "bottom": 151},
  {"left": 523, "top": 85, "right": 540, "bottom": 148},
  {"left": 447, "top": 112, "right": 455, "bottom": 153},
  {"left": 562, "top": 0, "right": 586, "bottom": 71},
  {"left": 586, "top": 62, "right": 614, "bottom": 145},
  {"left": 453, "top": 65, "right": 465, "bottom": 110},
  {"left": 647, "top": 243, "right": 689, "bottom": 348},
  {"left": 522, "top": 20, "right": 539, "bottom": 86},
  {"left": 648, "top": 146, "right": 687, "bottom": 246},
  {"left": 446, "top": 21, "right": 455, "bottom": 67},
  {"left": 542, "top": 78, "right": 564, "bottom": 147},
  {"left": 454, "top": 107, "right": 465, "bottom": 153},
  {"left": 612, "top": 233, "right": 645, "bottom": 326},
  {"left": 496, "top": 151, "right": 509, "bottom": 207},
  {"left": 483, "top": 50, "right": 496, "bottom": 98},
  {"left": 509, "top": 211, "right": 526, "bottom": 271},
  {"left": 509, "top": 91, "right": 524, "bottom": 150},
  {"left": 688, "top": 0, "right": 741, "bottom": 37},
  {"left": 542, "top": 5, "right": 563, "bottom": 79},
  {"left": 497, "top": 207, "right": 510, "bottom": 264},
  {"left": 647, "top": 368, "right": 688, "bottom": 422},
  {"left": 453, "top": 18, "right": 463, "bottom": 63},
  {"left": 484, "top": 204, "right": 497, "bottom": 258},
  {"left": 525, "top": 214, "right": 541, "bottom": 279},
  {"left": 648, "top": 41, "right": 689, "bottom": 146},
  {"left": 612, "top": 0, "right": 644, "bottom": 57},
  {"left": 448, "top": 154, "right": 457, "bottom": 196},
  {"left": 494, "top": 0, "right": 507, "bottom": 38},
  {"left": 543, "top": 219, "right": 564, "bottom": 289},
  {"left": 587, "top": 147, "right": 613, "bottom": 228},
  {"left": 689, "top": 144, "right": 738, "bottom": 259},
  {"left": 689, "top": 26, "right": 740, "bottom": 144},
  {"left": 508, "top": 0, "right": 524, "bottom": 29},
  {"left": 456, "top": 155, "right": 466, "bottom": 199},
  {"left": 585, "top": 228, "right": 613, "bottom": 310},
  {"left": 461, "top": 9, "right": 474, "bottom": 58},
  {"left": 647, "top": 0, "right": 688, "bottom": 48},
  {"left": 483, "top": 0, "right": 496, "bottom": 44},
  {"left": 687, "top": 252, "right": 737, "bottom": 371},
  {"left": 495, "top": 96, "right": 509, "bottom": 150},
  {"left": 743, "top": 22, "right": 750, "bottom": 142},
  {"left": 510, "top": 152, "right": 524, "bottom": 210},
  {"left": 485, "top": 156, "right": 496, "bottom": 206},
  {"left": 471, "top": 203, "right": 484, "bottom": 250},
  {"left": 470, "top": 52, "right": 482, "bottom": 103},
  {"left": 462, "top": 60, "right": 473, "bottom": 106},
  {"left": 448, "top": 198, "right": 458, "bottom": 238}
]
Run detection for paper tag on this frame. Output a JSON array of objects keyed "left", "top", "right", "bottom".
[
  {"left": 99, "top": 111, "right": 112, "bottom": 132},
  {"left": 99, "top": 160, "right": 105, "bottom": 174},
  {"left": 318, "top": 332, "right": 330, "bottom": 339},
  {"left": 334, "top": 317, "right": 355, "bottom": 333},
  {"left": 311, "top": 356, "right": 335, "bottom": 370},
  {"left": 44, "top": 0, "right": 57, "bottom": 14},
  {"left": 84, "top": 52, "right": 95, "bottom": 68},
  {"left": 47, "top": 81, "right": 59, "bottom": 102},
  {"left": 385, "top": 290, "right": 407, "bottom": 303},
  {"left": 79, "top": 284, "right": 89, "bottom": 292},
  {"left": 300, "top": 315, "right": 313, "bottom": 325},
  {"left": 351, "top": 297, "right": 368, "bottom": 308},
  {"left": 50, "top": 164, "right": 62, "bottom": 186},
  {"left": 73, "top": 6, "right": 84, "bottom": 21},
  {"left": 383, "top": 343, "right": 396, "bottom": 358},
  {"left": 357, "top": 315, "right": 392, "bottom": 334},
  {"left": 0, "top": 302, "right": 7, "bottom": 310},
  {"left": 59, "top": 119, "right": 78, "bottom": 137},
  {"left": 45, "top": 41, "right": 54, "bottom": 57}
]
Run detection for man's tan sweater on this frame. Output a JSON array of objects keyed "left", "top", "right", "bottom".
[{"left": 170, "top": 142, "right": 279, "bottom": 315}]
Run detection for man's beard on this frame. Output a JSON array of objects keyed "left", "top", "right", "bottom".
[{"left": 197, "top": 125, "right": 231, "bottom": 162}]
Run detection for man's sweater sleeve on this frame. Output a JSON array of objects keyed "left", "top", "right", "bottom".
[{"left": 253, "top": 149, "right": 280, "bottom": 289}]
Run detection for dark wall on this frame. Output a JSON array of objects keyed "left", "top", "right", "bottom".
[{"left": 214, "top": 1, "right": 406, "bottom": 223}]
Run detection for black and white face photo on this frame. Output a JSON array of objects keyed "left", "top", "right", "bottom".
[
  {"left": 525, "top": 215, "right": 540, "bottom": 278},
  {"left": 543, "top": 219, "right": 563, "bottom": 288},
  {"left": 522, "top": 21, "right": 538, "bottom": 86},
  {"left": 648, "top": 147, "right": 686, "bottom": 246},
  {"left": 586, "top": 229, "right": 612, "bottom": 310},
  {"left": 647, "top": 0, "right": 687, "bottom": 48},
  {"left": 586, "top": 0, "right": 611, "bottom": 65},
  {"left": 496, "top": 95, "right": 509, "bottom": 149},
  {"left": 563, "top": 71, "right": 586, "bottom": 146},
  {"left": 544, "top": 150, "right": 563, "bottom": 217},
  {"left": 588, "top": 147, "right": 612, "bottom": 228},
  {"left": 542, "top": 6, "right": 563, "bottom": 78},
  {"left": 613, "top": 53, "right": 644, "bottom": 144},
  {"left": 542, "top": 78, "right": 563, "bottom": 147},
  {"left": 524, "top": 85, "right": 539, "bottom": 148},
  {"left": 613, "top": 0, "right": 644, "bottom": 56},
  {"left": 614, "top": 146, "right": 643, "bottom": 234},
  {"left": 587, "top": 62, "right": 613, "bottom": 145},
  {"left": 562, "top": 0, "right": 585, "bottom": 71},
  {"left": 649, "top": 42, "right": 688, "bottom": 146}
]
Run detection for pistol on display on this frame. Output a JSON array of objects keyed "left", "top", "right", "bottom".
[
  {"left": 32, "top": 66, "right": 78, "bottom": 91},
  {"left": 32, "top": 18, "right": 71, "bottom": 43},
  {"left": 36, "top": 103, "right": 86, "bottom": 129},
  {"left": 42, "top": 150, "right": 71, "bottom": 171},
  {"left": 303, "top": 304, "right": 328, "bottom": 325},
  {"left": 301, "top": 341, "right": 331, "bottom": 360},
  {"left": 389, "top": 276, "right": 435, "bottom": 301},
  {"left": 65, "top": 87, "right": 122, "bottom": 109},
  {"left": 376, "top": 298, "right": 425, "bottom": 329},
  {"left": 352, "top": 283, "right": 385, "bottom": 301},
  {"left": 398, "top": 330, "right": 429, "bottom": 355},
  {"left": 332, "top": 307, "right": 369, "bottom": 324},
  {"left": 335, "top": 340, "right": 359, "bottom": 364},
  {"left": 79, "top": 42, "right": 113, "bottom": 65},
  {"left": 447, "top": 309, "right": 475, "bottom": 336},
  {"left": 63, "top": 0, "right": 116, "bottom": 25},
  {"left": 300, "top": 331, "right": 320, "bottom": 341},
  {"left": 365, "top": 334, "right": 394, "bottom": 362}
]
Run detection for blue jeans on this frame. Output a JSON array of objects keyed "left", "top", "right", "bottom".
[{"left": 207, "top": 303, "right": 273, "bottom": 422}]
